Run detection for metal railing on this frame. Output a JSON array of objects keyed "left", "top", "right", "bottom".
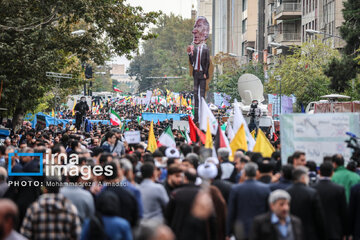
[
  {"left": 276, "top": 32, "right": 301, "bottom": 42},
  {"left": 275, "top": 3, "right": 301, "bottom": 14}
]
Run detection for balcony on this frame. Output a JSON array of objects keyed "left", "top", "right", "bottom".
[
  {"left": 275, "top": 3, "right": 301, "bottom": 20},
  {"left": 275, "top": 32, "right": 301, "bottom": 45},
  {"left": 268, "top": 25, "right": 276, "bottom": 35}
]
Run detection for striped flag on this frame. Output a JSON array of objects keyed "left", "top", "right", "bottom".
[{"left": 110, "top": 108, "right": 121, "bottom": 126}]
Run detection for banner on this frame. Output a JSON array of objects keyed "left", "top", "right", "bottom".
[
  {"left": 280, "top": 113, "right": 360, "bottom": 165},
  {"left": 124, "top": 131, "right": 141, "bottom": 144},
  {"left": 172, "top": 120, "right": 189, "bottom": 131},
  {"left": 141, "top": 113, "right": 189, "bottom": 122},
  {"left": 214, "top": 93, "right": 223, "bottom": 106}
]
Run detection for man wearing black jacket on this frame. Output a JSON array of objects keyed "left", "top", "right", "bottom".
[
  {"left": 312, "top": 162, "right": 348, "bottom": 240},
  {"left": 250, "top": 190, "right": 303, "bottom": 240},
  {"left": 286, "top": 166, "right": 326, "bottom": 240}
]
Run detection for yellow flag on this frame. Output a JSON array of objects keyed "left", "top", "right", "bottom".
[
  {"left": 147, "top": 121, "right": 157, "bottom": 153},
  {"left": 52, "top": 109, "right": 55, "bottom": 117},
  {"left": 230, "top": 124, "right": 248, "bottom": 159},
  {"left": 205, "top": 118, "right": 213, "bottom": 149},
  {"left": 92, "top": 102, "right": 95, "bottom": 107},
  {"left": 72, "top": 100, "right": 76, "bottom": 116},
  {"left": 100, "top": 102, "right": 103, "bottom": 109},
  {"left": 251, "top": 130, "right": 256, "bottom": 139},
  {"left": 253, "top": 129, "right": 275, "bottom": 158}
]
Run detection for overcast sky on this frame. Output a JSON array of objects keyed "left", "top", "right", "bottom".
[{"left": 110, "top": 0, "right": 195, "bottom": 68}]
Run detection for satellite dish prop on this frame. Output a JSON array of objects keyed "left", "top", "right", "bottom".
[{"left": 236, "top": 74, "right": 268, "bottom": 115}]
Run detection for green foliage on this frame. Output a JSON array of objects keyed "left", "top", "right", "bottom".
[
  {"left": 324, "top": 56, "right": 357, "bottom": 92},
  {"left": 212, "top": 52, "right": 266, "bottom": 101},
  {"left": 340, "top": 0, "right": 360, "bottom": 55},
  {"left": 0, "top": 0, "right": 159, "bottom": 128},
  {"left": 128, "top": 14, "right": 194, "bottom": 93},
  {"left": 266, "top": 40, "right": 341, "bottom": 107}
]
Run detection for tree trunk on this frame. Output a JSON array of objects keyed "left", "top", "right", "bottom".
[{"left": 12, "top": 107, "right": 25, "bottom": 132}]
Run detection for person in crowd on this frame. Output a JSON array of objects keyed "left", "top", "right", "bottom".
[
  {"left": 233, "top": 152, "right": 249, "bottom": 183},
  {"left": 349, "top": 180, "right": 360, "bottom": 239},
  {"left": 0, "top": 199, "right": 27, "bottom": 240},
  {"left": 292, "top": 151, "right": 306, "bottom": 168},
  {"left": 226, "top": 162, "right": 271, "bottom": 239},
  {"left": 197, "top": 163, "right": 227, "bottom": 240},
  {"left": 139, "top": 163, "right": 169, "bottom": 221},
  {"left": 134, "top": 219, "right": 175, "bottom": 240},
  {"left": 0, "top": 167, "right": 9, "bottom": 197},
  {"left": 81, "top": 191, "right": 132, "bottom": 240},
  {"left": 211, "top": 161, "right": 233, "bottom": 203},
  {"left": 312, "top": 162, "right": 348, "bottom": 240},
  {"left": 286, "top": 166, "right": 325, "bottom": 240},
  {"left": 218, "top": 148, "right": 236, "bottom": 183},
  {"left": 60, "top": 166, "right": 95, "bottom": 223},
  {"left": 163, "top": 165, "right": 183, "bottom": 197},
  {"left": 258, "top": 159, "right": 274, "bottom": 184},
  {"left": 306, "top": 161, "right": 318, "bottom": 185},
  {"left": 113, "top": 128, "right": 126, "bottom": 156},
  {"left": 270, "top": 164, "right": 293, "bottom": 191},
  {"left": 250, "top": 190, "right": 303, "bottom": 240},
  {"left": 117, "top": 158, "right": 143, "bottom": 218},
  {"left": 20, "top": 177, "right": 81, "bottom": 240},
  {"left": 101, "top": 131, "right": 118, "bottom": 154},
  {"left": 331, "top": 154, "right": 360, "bottom": 202},
  {"left": 99, "top": 162, "right": 139, "bottom": 227}
]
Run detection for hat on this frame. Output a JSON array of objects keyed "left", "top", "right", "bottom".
[
  {"left": 205, "top": 157, "right": 219, "bottom": 165},
  {"left": 165, "top": 147, "right": 180, "bottom": 159},
  {"left": 197, "top": 162, "right": 218, "bottom": 180},
  {"left": 112, "top": 128, "right": 121, "bottom": 133}
]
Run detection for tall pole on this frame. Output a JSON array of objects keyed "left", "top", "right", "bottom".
[{"left": 46, "top": 72, "right": 72, "bottom": 126}]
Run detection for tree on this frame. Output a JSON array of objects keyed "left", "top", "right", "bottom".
[
  {"left": 340, "top": 0, "right": 360, "bottom": 55},
  {"left": 128, "top": 14, "right": 194, "bottom": 92},
  {"left": 0, "top": 0, "right": 159, "bottom": 129},
  {"left": 324, "top": 56, "right": 357, "bottom": 92},
  {"left": 212, "top": 52, "right": 265, "bottom": 101},
  {"left": 266, "top": 40, "right": 340, "bottom": 107}
]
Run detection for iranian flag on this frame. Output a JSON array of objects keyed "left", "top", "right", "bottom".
[
  {"left": 113, "top": 86, "right": 122, "bottom": 92},
  {"left": 157, "top": 126, "right": 176, "bottom": 148},
  {"left": 110, "top": 109, "right": 121, "bottom": 126}
]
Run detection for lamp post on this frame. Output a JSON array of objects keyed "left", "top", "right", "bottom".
[{"left": 275, "top": 75, "right": 282, "bottom": 115}]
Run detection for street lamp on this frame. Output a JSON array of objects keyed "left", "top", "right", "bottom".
[
  {"left": 268, "top": 42, "right": 289, "bottom": 48},
  {"left": 71, "top": 29, "right": 86, "bottom": 36},
  {"left": 246, "top": 47, "right": 257, "bottom": 52},
  {"left": 305, "top": 29, "right": 343, "bottom": 39}
]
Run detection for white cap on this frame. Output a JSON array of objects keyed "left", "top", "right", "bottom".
[
  {"left": 197, "top": 162, "right": 218, "bottom": 180},
  {"left": 165, "top": 147, "right": 180, "bottom": 159},
  {"left": 205, "top": 157, "right": 219, "bottom": 165}
]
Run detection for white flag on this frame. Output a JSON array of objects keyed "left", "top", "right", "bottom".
[
  {"left": 199, "top": 97, "right": 218, "bottom": 135},
  {"left": 233, "top": 99, "right": 256, "bottom": 150}
]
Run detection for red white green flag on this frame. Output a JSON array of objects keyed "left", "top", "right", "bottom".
[
  {"left": 110, "top": 108, "right": 121, "bottom": 126},
  {"left": 113, "top": 86, "right": 122, "bottom": 92},
  {"left": 157, "top": 126, "right": 176, "bottom": 148}
]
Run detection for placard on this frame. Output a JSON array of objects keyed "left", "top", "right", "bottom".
[
  {"left": 124, "top": 131, "right": 141, "bottom": 144},
  {"left": 172, "top": 120, "right": 189, "bottom": 131},
  {"left": 280, "top": 113, "right": 360, "bottom": 165}
]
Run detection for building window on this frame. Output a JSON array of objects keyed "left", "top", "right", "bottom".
[
  {"left": 242, "top": 42, "right": 245, "bottom": 56},
  {"left": 242, "top": 0, "right": 247, "bottom": 11},
  {"left": 242, "top": 19, "right": 247, "bottom": 34}
]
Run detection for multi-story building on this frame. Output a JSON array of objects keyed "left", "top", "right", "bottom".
[
  {"left": 197, "top": 0, "right": 213, "bottom": 34},
  {"left": 227, "top": 0, "right": 258, "bottom": 64}
]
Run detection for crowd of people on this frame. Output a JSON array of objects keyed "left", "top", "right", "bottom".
[{"left": 0, "top": 111, "right": 359, "bottom": 240}]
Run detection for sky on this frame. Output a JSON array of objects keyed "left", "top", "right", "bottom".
[{"left": 110, "top": 0, "right": 195, "bottom": 69}]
